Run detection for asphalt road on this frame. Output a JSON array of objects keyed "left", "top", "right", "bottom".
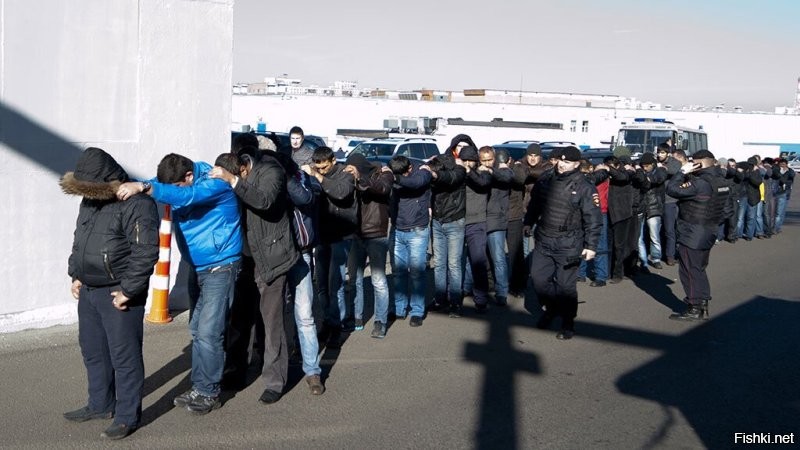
[{"left": 1, "top": 197, "right": 798, "bottom": 449}]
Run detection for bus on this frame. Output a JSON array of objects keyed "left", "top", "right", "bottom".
[{"left": 616, "top": 118, "right": 707, "bottom": 156}]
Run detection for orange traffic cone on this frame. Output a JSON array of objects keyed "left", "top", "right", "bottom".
[{"left": 147, "top": 205, "right": 173, "bottom": 323}]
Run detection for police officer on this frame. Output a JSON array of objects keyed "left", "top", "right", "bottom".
[
  {"left": 666, "top": 149, "right": 730, "bottom": 321},
  {"left": 523, "top": 146, "right": 602, "bottom": 340}
]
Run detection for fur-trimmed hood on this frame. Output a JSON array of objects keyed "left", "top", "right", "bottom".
[{"left": 60, "top": 147, "right": 128, "bottom": 200}]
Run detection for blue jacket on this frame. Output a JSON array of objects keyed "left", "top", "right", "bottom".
[{"left": 149, "top": 161, "right": 242, "bottom": 271}]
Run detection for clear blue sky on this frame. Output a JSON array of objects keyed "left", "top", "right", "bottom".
[{"left": 233, "top": 0, "right": 800, "bottom": 110}]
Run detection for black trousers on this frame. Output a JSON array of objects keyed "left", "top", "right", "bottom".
[
  {"left": 529, "top": 236, "right": 580, "bottom": 330},
  {"left": 255, "top": 272, "right": 288, "bottom": 393},
  {"left": 78, "top": 285, "right": 145, "bottom": 427},
  {"left": 225, "top": 256, "right": 263, "bottom": 380},
  {"left": 465, "top": 222, "right": 490, "bottom": 305},
  {"left": 676, "top": 244, "right": 711, "bottom": 305},
  {"left": 506, "top": 219, "right": 528, "bottom": 294},
  {"left": 610, "top": 215, "right": 639, "bottom": 278}
]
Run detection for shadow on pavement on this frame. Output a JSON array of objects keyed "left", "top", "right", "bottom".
[{"left": 616, "top": 296, "right": 800, "bottom": 448}]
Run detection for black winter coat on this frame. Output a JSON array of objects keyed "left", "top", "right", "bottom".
[
  {"left": 233, "top": 155, "right": 299, "bottom": 283},
  {"left": 62, "top": 149, "right": 159, "bottom": 298}
]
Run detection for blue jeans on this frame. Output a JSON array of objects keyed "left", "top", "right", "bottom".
[
  {"left": 638, "top": 215, "right": 662, "bottom": 265},
  {"left": 287, "top": 252, "right": 320, "bottom": 376},
  {"left": 735, "top": 198, "right": 748, "bottom": 238},
  {"left": 755, "top": 201, "right": 765, "bottom": 237},
  {"left": 579, "top": 213, "right": 609, "bottom": 282},
  {"left": 351, "top": 236, "right": 390, "bottom": 324},
  {"left": 487, "top": 230, "right": 509, "bottom": 300},
  {"left": 190, "top": 259, "right": 240, "bottom": 397},
  {"left": 315, "top": 240, "right": 350, "bottom": 327},
  {"left": 431, "top": 218, "right": 465, "bottom": 306},
  {"left": 739, "top": 201, "right": 758, "bottom": 239},
  {"left": 392, "top": 226, "right": 429, "bottom": 318},
  {"left": 775, "top": 194, "right": 788, "bottom": 232}
]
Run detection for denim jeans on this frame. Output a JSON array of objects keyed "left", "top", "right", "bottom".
[
  {"left": 638, "top": 215, "right": 663, "bottom": 265},
  {"left": 754, "top": 201, "right": 765, "bottom": 237},
  {"left": 775, "top": 194, "right": 789, "bottom": 232},
  {"left": 351, "top": 236, "right": 389, "bottom": 324},
  {"left": 486, "top": 230, "right": 509, "bottom": 300},
  {"left": 431, "top": 218, "right": 465, "bottom": 306},
  {"left": 315, "top": 240, "right": 350, "bottom": 327},
  {"left": 392, "top": 226, "right": 429, "bottom": 318},
  {"left": 579, "top": 213, "right": 609, "bottom": 282},
  {"left": 190, "top": 259, "right": 240, "bottom": 397},
  {"left": 287, "top": 252, "right": 320, "bottom": 376},
  {"left": 740, "top": 201, "right": 758, "bottom": 239},
  {"left": 735, "top": 198, "right": 748, "bottom": 238}
]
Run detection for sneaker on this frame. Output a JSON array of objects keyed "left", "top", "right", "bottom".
[
  {"left": 589, "top": 280, "right": 606, "bottom": 287},
  {"left": 306, "top": 375, "right": 325, "bottom": 395},
  {"left": 186, "top": 393, "right": 221, "bottom": 415},
  {"left": 173, "top": 389, "right": 201, "bottom": 408},
  {"left": 608, "top": 277, "right": 624, "bottom": 284},
  {"left": 665, "top": 258, "right": 677, "bottom": 266},
  {"left": 389, "top": 312, "right": 406, "bottom": 321},
  {"left": 259, "top": 389, "right": 282, "bottom": 404},
  {"left": 354, "top": 318, "right": 364, "bottom": 331},
  {"left": 577, "top": 276, "right": 587, "bottom": 283},
  {"left": 63, "top": 406, "right": 112, "bottom": 423},
  {"left": 409, "top": 316, "right": 423, "bottom": 327},
  {"left": 556, "top": 329, "right": 575, "bottom": 340},
  {"left": 494, "top": 296, "right": 508, "bottom": 307},
  {"left": 650, "top": 261, "right": 663, "bottom": 269},
  {"left": 448, "top": 305, "right": 463, "bottom": 318},
  {"left": 101, "top": 423, "right": 134, "bottom": 440},
  {"left": 371, "top": 321, "right": 387, "bottom": 339}
]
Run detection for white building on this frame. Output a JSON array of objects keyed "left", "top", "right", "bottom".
[{"left": 0, "top": 0, "right": 235, "bottom": 332}]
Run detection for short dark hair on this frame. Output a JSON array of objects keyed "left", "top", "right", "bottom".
[
  {"left": 157, "top": 153, "right": 194, "bottom": 183},
  {"left": 215, "top": 153, "right": 243, "bottom": 176},
  {"left": 427, "top": 156, "right": 443, "bottom": 172},
  {"left": 232, "top": 132, "right": 259, "bottom": 154},
  {"left": 603, "top": 155, "right": 619, "bottom": 166},
  {"left": 311, "top": 146, "right": 335, "bottom": 163},
  {"left": 673, "top": 149, "right": 687, "bottom": 159},
  {"left": 495, "top": 148, "right": 510, "bottom": 164},
  {"left": 289, "top": 126, "right": 304, "bottom": 137},
  {"left": 657, "top": 143, "right": 671, "bottom": 153},
  {"left": 388, "top": 155, "right": 411, "bottom": 175}
]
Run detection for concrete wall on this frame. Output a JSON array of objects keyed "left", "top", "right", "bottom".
[{"left": 0, "top": 0, "right": 234, "bottom": 332}]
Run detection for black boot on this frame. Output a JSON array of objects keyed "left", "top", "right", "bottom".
[{"left": 669, "top": 305, "right": 703, "bottom": 321}]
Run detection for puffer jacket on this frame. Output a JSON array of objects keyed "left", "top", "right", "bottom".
[
  {"left": 149, "top": 161, "right": 242, "bottom": 271},
  {"left": 430, "top": 152, "right": 467, "bottom": 223},
  {"left": 62, "top": 148, "right": 159, "bottom": 297}
]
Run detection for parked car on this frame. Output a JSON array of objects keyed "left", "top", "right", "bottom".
[
  {"left": 346, "top": 137, "right": 441, "bottom": 165},
  {"left": 231, "top": 131, "right": 327, "bottom": 151},
  {"left": 490, "top": 140, "right": 577, "bottom": 161},
  {"left": 788, "top": 154, "right": 800, "bottom": 171},
  {"left": 581, "top": 148, "right": 615, "bottom": 166}
]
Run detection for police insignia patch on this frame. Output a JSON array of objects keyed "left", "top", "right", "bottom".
[{"left": 592, "top": 193, "right": 600, "bottom": 207}]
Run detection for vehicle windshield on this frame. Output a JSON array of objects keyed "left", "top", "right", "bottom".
[
  {"left": 617, "top": 129, "right": 674, "bottom": 154},
  {"left": 351, "top": 143, "right": 396, "bottom": 158}
]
